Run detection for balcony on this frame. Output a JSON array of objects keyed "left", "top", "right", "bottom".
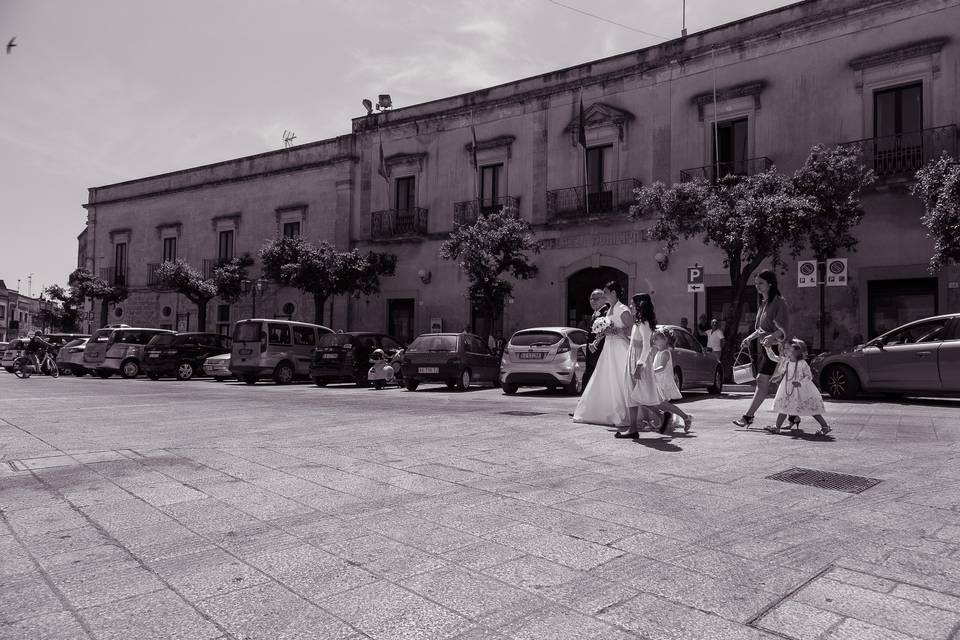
[
  {"left": 840, "top": 125, "right": 957, "bottom": 180},
  {"left": 679, "top": 157, "right": 773, "bottom": 182},
  {"left": 98, "top": 267, "right": 127, "bottom": 287},
  {"left": 453, "top": 196, "right": 520, "bottom": 226},
  {"left": 371, "top": 207, "right": 429, "bottom": 240},
  {"left": 546, "top": 178, "right": 640, "bottom": 222}
]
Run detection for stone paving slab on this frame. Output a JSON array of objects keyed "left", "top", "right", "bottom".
[{"left": 3, "top": 377, "right": 960, "bottom": 638}]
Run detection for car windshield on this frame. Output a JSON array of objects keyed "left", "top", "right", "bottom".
[
  {"left": 62, "top": 339, "right": 86, "bottom": 348},
  {"left": 318, "top": 334, "right": 355, "bottom": 347},
  {"left": 407, "top": 335, "right": 458, "bottom": 352},
  {"left": 510, "top": 331, "right": 563, "bottom": 347},
  {"left": 90, "top": 329, "right": 113, "bottom": 343},
  {"left": 233, "top": 322, "right": 262, "bottom": 342}
]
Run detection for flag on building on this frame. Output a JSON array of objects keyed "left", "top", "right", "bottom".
[
  {"left": 470, "top": 125, "right": 479, "bottom": 168},
  {"left": 377, "top": 136, "right": 388, "bottom": 182},
  {"left": 577, "top": 96, "right": 587, "bottom": 149}
]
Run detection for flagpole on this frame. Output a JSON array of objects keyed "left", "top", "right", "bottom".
[
  {"left": 579, "top": 89, "right": 590, "bottom": 217},
  {"left": 471, "top": 112, "right": 480, "bottom": 215},
  {"left": 711, "top": 46, "right": 720, "bottom": 180}
]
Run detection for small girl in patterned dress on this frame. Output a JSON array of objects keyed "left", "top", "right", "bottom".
[{"left": 765, "top": 339, "right": 832, "bottom": 436}]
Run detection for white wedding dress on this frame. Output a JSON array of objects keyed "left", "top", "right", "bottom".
[{"left": 572, "top": 301, "right": 633, "bottom": 427}]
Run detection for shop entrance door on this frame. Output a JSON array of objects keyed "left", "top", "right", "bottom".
[
  {"left": 566, "top": 267, "right": 628, "bottom": 329},
  {"left": 388, "top": 299, "right": 415, "bottom": 344}
]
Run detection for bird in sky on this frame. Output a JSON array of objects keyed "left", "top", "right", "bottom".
[{"left": 6, "top": 37, "right": 15, "bottom": 54}]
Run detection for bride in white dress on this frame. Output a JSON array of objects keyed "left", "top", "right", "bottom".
[{"left": 572, "top": 281, "right": 634, "bottom": 428}]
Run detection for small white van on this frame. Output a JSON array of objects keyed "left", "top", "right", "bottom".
[{"left": 230, "top": 318, "right": 333, "bottom": 384}]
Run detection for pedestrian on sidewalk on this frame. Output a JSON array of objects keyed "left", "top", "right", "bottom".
[
  {"left": 733, "top": 270, "right": 791, "bottom": 429},
  {"left": 764, "top": 339, "right": 832, "bottom": 436},
  {"left": 620, "top": 293, "right": 663, "bottom": 438},
  {"left": 651, "top": 328, "right": 693, "bottom": 434}
]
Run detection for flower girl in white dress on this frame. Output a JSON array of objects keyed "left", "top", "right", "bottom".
[{"left": 765, "top": 339, "right": 832, "bottom": 436}]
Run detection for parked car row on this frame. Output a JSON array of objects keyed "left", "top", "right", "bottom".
[
  {"left": 2, "top": 320, "right": 725, "bottom": 397},
  {"left": 2, "top": 334, "right": 90, "bottom": 373}
]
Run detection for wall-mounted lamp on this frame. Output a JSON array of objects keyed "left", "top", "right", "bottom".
[
  {"left": 654, "top": 250, "right": 670, "bottom": 272},
  {"left": 417, "top": 269, "right": 432, "bottom": 284}
]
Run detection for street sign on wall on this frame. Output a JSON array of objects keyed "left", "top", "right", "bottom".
[
  {"left": 797, "top": 260, "right": 818, "bottom": 287},
  {"left": 826, "top": 258, "right": 848, "bottom": 287},
  {"left": 687, "top": 266, "right": 704, "bottom": 293}
]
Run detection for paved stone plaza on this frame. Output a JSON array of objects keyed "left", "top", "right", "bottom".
[{"left": 2, "top": 375, "right": 960, "bottom": 639}]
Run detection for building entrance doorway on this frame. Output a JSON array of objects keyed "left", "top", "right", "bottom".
[
  {"left": 567, "top": 267, "right": 628, "bottom": 329},
  {"left": 388, "top": 299, "right": 415, "bottom": 344}
]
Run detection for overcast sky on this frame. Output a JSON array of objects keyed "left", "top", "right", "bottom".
[{"left": 0, "top": 0, "right": 796, "bottom": 295}]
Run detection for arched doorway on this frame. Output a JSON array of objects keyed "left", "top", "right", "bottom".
[{"left": 567, "top": 267, "right": 628, "bottom": 329}]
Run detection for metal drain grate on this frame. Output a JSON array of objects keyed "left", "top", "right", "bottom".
[
  {"left": 766, "top": 467, "right": 881, "bottom": 494},
  {"left": 499, "top": 411, "right": 547, "bottom": 417}
]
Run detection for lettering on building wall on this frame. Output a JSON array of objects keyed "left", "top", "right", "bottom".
[{"left": 539, "top": 229, "right": 656, "bottom": 251}]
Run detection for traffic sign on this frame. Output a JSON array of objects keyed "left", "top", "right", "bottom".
[
  {"left": 826, "top": 258, "right": 848, "bottom": 287},
  {"left": 687, "top": 266, "right": 704, "bottom": 293},
  {"left": 797, "top": 260, "right": 818, "bottom": 287}
]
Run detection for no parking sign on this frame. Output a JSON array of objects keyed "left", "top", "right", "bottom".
[
  {"left": 826, "top": 258, "right": 848, "bottom": 287},
  {"left": 797, "top": 260, "right": 818, "bottom": 287}
]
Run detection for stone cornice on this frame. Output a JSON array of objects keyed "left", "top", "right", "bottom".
[
  {"left": 563, "top": 102, "right": 635, "bottom": 142},
  {"left": 384, "top": 152, "right": 427, "bottom": 168},
  {"left": 210, "top": 213, "right": 241, "bottom": 231},
  {"left": 690, "top": 80, "right": 767, "bottom": 120},
  {"left": 108, "top": 228, "right": 131, "bottom": 242},
  {"left": 155, "top": 222, "right": 182, "bottom": 238},
  {"left": 848, "top": 37, "right": 949, "bottom": 70}
]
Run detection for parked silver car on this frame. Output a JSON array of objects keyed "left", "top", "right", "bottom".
[
  {"left": 659, "top": 325, "right": 724, "bottom": 395},
  {"left": 811, "top": 313, "right": 960, "bottom": 399},
  {"left": 57, "top": 338, "right": 90, "bottom": 376},
  {"left": 499, "top": 327, "right": 589, "bottom": 395}
]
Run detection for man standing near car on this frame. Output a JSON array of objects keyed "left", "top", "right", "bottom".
[{"left": 582, "top": 289, "right": 609, "bottom": 388}]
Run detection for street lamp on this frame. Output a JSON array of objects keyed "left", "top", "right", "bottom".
[{"left": 242, "top": 278, "right": 266, "bottom": 317}]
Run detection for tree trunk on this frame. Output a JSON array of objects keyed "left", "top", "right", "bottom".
[
  {"left": 99, "top": 300, "right": 108, "bottom": 328},
  {"left": 196, "top": 300, "right": 209, "bottom": 332},
  {"left": 313, "top": 294, "right": 327, "bottom": 325}
]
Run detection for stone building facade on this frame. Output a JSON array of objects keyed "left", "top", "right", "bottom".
[{"left": 80, "top": 0, "right": 960, "bottom": 348}]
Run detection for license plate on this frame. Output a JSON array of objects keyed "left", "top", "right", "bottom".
[
  {"left": 519, "top": 352, "right": 545, "bottom": 359},
  {"left": 322, "top": 353, "right": 339, "bottom": 359},
  {"left": 418, "top": 367, "right": 439, "bottom": 374},
  {"left": 148, "top": 353, "right": 159, "bottom": 358},
  {"left": 239, "top": 348, "right": 252, "bottom": 355}
]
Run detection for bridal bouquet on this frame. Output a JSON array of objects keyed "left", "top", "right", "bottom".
[{"left": 591, "top": 316, "right": 613, "bottom": 337}]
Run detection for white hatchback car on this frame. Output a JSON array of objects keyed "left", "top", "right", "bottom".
[{"left": 499, "top": 326, "right": 589, "bottom": 395}]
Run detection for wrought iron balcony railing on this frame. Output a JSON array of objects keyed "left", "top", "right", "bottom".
[
  {"left": 147, "top": 263, "right": 162, "bottom": 288},
  {"left": 371, "top": 207, "right": 429, "bottom": 239},
  {"left": 98, "top": 267, "right": 127, "bottom": 287},
  {"left": 679, "top": 157, "right": 773, "bottom": 182},
  {"left": 546, "top": 178, "right": 640, "bottom": 222},
  {"left": 839, "top": 125, "right": 957, "bottom": 179},
  {"left": 453, "top": 196, "right": 520, "bottom": 225}
]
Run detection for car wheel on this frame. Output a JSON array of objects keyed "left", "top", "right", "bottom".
[
  {"left": 354, "top": 373, "right": 369, "bottom": 388},
  {"left": 564, "top": 373, "right": 583, "bottom": 396},
  {"left": 97, "top": 370, "right": 113, "bottom": 379},
  {"left": 823, "top": 364, "right": 860, "bottom": 399},
  {"left": 176, "top": 362, "right": 195, "bottom": 381},
  {"left": 673, "top": 367, "right": 683, "bottom": 392},
  {"left": 273, "top": 362, "right": 295, "bottom": 385},
  {"left": 502, "top": 383, "right": 518, "bottom": 395},
  {"left": 72, "top": 368, "right": 87, "bottom": 377},
  {"left": 214, "top": 377, "right": 226, "bottom": 382},
  {"left": 120, "top": 359, "right": 140, "bottom": 379},
  {"left": 3, "top": 367, "right": 13, "bottom": 373},
  {"left": 405, "top": 378, "right": 419, "bottom": 391},
  {"left": 456, "top": 369, "right": 471, "bottom": 391},
  {"left": 445, "top": 380, "right": 457, "bottom": 390},
  {"left": 146, "top": 371, "right": 160, "bottom": 381},
  {"left": 707, "top": 367, "right": 723, "bottom": 394},
  {"left": 314, "top": 378, "right": 328, "bottom": 387},
  {"left": 243, "top": 375, "right": 258, "bottom": 385}
]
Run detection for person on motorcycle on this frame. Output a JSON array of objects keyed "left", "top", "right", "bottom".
[{"left": 25, "top": 331, "right": 54, "bottom": 373}]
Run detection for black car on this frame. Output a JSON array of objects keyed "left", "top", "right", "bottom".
[
  {"left": 310, "top": 332, "right": 405, "bottom": 387},
  {"left": 400, "top": 332, "right": 501, "bottom": 391},
  {"left": 143, "top": 332, "right": 232, "bottom": 380}
]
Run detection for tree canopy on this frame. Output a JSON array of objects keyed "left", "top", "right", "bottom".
[
  {"left": 439, "top": 209, "right": 541, "bottom": 333},
  {"left": 914, "top": 152, "right": 960, "bottom": 272},
  {"left": 64, "top": 268, "right": 128, "bottom": 328},
  {"left": 154, "top": 256, "right": 253, "bottom": 331},
  {"left": 259, "top": 236, "right": 397, "bottom": 325}
]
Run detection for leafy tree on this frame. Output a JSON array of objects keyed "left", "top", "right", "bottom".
[
  {"left": 259, "top": 236, "right": 397, "bottom": 325},
  {"left": 913, "top": 152, "right": 960, "bottom": 272},
  {"left": 67, "top": 268, "right": 128, "bottom": 327},
  {"left": 439, "top": 209, "right": 541, "bottom": 337},
  {"left": 38, "top": 285, "right": 81, "bottom": 332},
  {"left": 154, "top": 256, "right": 253, "bottom": 331},
  {"left": 631, "top": 144, "right": 872, "bottom": 370}
]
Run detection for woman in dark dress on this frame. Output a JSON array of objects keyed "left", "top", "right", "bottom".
[{"left": 733, "top": 270, "right": 793, "bottom": 428}]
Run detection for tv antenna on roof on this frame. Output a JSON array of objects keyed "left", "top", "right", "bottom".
[{"left": 282, "top": 130, "right": 297, "bottom": 148}]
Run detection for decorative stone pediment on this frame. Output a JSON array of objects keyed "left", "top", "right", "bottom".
[
  {"left": 384, "top": 152, "right": 427, "bottom": 171},
  {"left": 563, "top": 103, "right": 635, "bottom": 140},
  {"left": 690, "top": 80, "right": 767, "bottom": 120},
  {"left": 210, "top": 212, "right": 241, "bottom": 231},
  {"left": 108, "top": 228, "right": 131, "bottom": 243},
  {"left": 155, "top": 222, "right": 182, "bottom": 238},
  {"left": 464, "top": 134, "right": 516, "bottom": 154},
  {"left": 848, "top": 38, "right": 949, "bottom": 71}
]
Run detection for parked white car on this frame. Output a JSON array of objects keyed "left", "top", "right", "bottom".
[{"left": 203, "top": 353, "right": 233, "bottom": 382}]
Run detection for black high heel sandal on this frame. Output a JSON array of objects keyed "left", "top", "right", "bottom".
[
  {"left": 733, "top": 415, "right": 754, "bottom": 428},
  {"left": 659, "top": 412, "right": 673, "bottom": 434}
]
